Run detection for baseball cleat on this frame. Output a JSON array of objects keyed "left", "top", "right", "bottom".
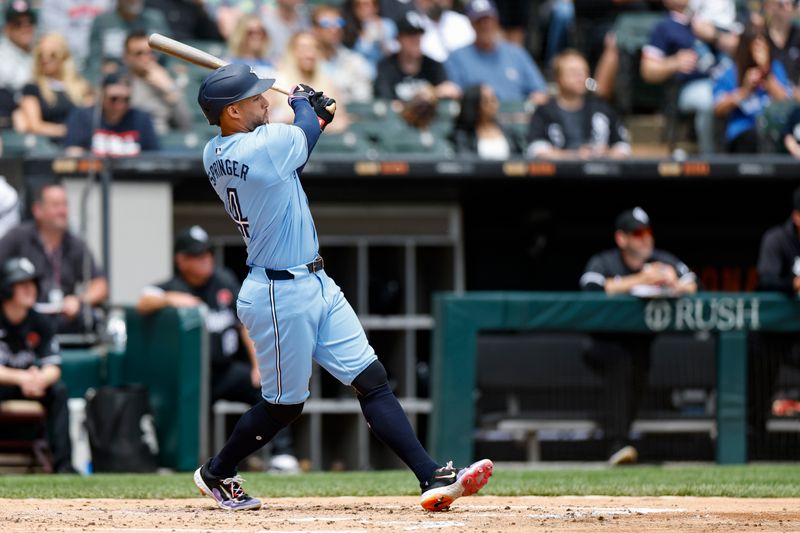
[
  {"left": 194, "top": 462, "right": 262, "bottom": 511},
  {"left": 419, "top": 458, "right": 494, "bottom": 512}
]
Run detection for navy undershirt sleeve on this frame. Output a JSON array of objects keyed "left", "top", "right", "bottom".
[{"left": 290, "top": 99, "right": 321, "bottom": 154}]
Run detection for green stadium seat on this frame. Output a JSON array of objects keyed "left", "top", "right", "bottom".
[
  {"left": 160, "top": 131, "right": 204, "bottom": 152},
  {"left": 1, "top": 131, "right": 59, "bottom": 157},
  {"left": 437, "top": 99, "right": 460, "bottom": 118},
  {"left": 758, "top": 100, "right": 795, "bottom": 154},
  {"left": 378, "top": 127, "right": 455, "bottom": 157},
  {"left": 314, "top": 131, "right": 376, "bottom": 158},
  {"left": 613, "top": 12, "right": 667, "bottom": 114},
  {"left": 613, "top": 12, "right": 664, "bottom": 54}
]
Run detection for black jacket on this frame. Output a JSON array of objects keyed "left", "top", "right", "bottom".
[{"left": 757, "top": 218, "right": 800, "bottom": 293}]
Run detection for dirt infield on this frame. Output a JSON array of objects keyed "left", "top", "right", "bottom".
[{"left": 2, "top": 496, "right": 799, "bottom": 532}]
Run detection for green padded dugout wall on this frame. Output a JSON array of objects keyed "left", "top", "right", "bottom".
[
  {"left": 429, "top": 292, "right": 800, "bottom": 466},
  {"left": 121, "top": 307, "right": 209, "bottom": 471}
]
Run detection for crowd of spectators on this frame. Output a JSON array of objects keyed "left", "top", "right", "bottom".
[{"left": 6, "top": 0, "right": 800, "bottom": 159}]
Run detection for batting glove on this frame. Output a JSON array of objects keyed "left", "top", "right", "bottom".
[
  {"left": 288, "top": 83, "right": 316, "bottom": 107},
  {"left": 310, "top": 92, "right": 336, "bottom": 130}
]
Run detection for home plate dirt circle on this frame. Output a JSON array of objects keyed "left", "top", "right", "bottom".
[{"left": 1, "top": 496, "right": 799, "bottom": 532}]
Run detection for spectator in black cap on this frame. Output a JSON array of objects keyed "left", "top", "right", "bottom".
[
  {"left": 0, "top": 0, "right": 37, "bottom": 130},
  {"left": 63, "top": 72, "right": 160, "bottom": 157},
  {"left": 374, "top": 10, "right": 460, "bottom": 102},
  {"left": 136, "top": 226, "right": 300, "bottom": 473},
  {"left": 580, "top": 207, "right": 697, "bottom": 466},
  {"left": 751, "top": 185, "right": 800, "bottom": 457}
]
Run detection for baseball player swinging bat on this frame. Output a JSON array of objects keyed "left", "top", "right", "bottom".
[{"left": 148, "top": 33, "right": 292, "bottom": 96}]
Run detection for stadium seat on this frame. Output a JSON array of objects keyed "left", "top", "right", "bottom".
[
  {"left": 377, "top": 127, "right": 455, "bottom": 157},
  {"left": 758, "top": 100, "right": 796, "bottom": 154},
  {"left": 437, "top": 99, "right": 460, "bottom": 119},
  {"left": 160, "top": 130, "right": 213, "bottom": 153},
  {"left": 314, "top": 131, "right": 376, "bottom": 158},
  {"left": 613, "top": 12, "right": 666, "bottom": 114},
  {"left": 347, "top": 101, "right": 383, "bottom": 122},
  {"left": 1, "top": 131, "right": 59, "bottom": 157}
]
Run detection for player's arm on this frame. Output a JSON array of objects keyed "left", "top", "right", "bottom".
[
  {"left": 288, "top": 85, "right": 322, "bottom": 155},
  {"left": 0, "top": 364, "right": 28, "bottom": 386},
  {"left": 136, "top": 286, "right": 201, "bottom": 314},
  {"left": 39, "top": 364, "right": 62, "bottom": 388}
]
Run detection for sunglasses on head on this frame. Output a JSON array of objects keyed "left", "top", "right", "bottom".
[
  {"left": 629, "top": 227, "right": 652, "bottom": 238},
  {"left": 317, "top": 17, "right": 345, "bottom": 29}
]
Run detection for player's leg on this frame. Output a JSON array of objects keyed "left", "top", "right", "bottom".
[
  {"left": 313, "top": 271, "right": 493, "bottom": 511},
  {"left": 39, "top": 380, "right": 75, "bottom": 473},
  {"left": 210, "top": 360, "right": 300, "bottom": 473},
  {"left": 195, "top": 273, "right": 318, "bottom": 510}
]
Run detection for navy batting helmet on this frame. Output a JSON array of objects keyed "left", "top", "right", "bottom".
[
  {"left": 197, "top": 64, "right": 275, "bottom": 126},
  {"left": 0, "top": 257, "right": 40, "bottom": 300}
]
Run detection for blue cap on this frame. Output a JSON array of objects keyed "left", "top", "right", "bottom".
[
  {"left": 465, "top": 0, "right": 498, "bottom": 21},
  {"left": 197, "top": 63, "right": 275, "bottom": 126}
]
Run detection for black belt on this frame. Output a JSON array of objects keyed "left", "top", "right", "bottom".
[{"left": 262, "top": 256, "right": 324, "bottom": 280}]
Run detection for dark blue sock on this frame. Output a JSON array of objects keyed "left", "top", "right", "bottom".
[
  {"left": 358, "top": 383, "right": 439, "bottom": 483},
  {"left": 209, "top": 401, "right": 285, "bottom": 477}
]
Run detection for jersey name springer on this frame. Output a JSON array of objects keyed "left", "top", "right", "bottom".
[{"left": 206, "top": 158, "right": 250, "bottom": 186}]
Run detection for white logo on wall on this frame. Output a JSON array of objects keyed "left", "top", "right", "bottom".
[{"left": 644, "top": 298, "right": 761, "bottom": 332}]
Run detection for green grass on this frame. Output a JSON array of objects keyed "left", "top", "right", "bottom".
[{"left": 1, "top": 465, "right": 799, "bottom": 499}]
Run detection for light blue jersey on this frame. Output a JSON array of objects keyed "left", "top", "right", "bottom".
[{"left": 202, "top": 123, "right": 318, "bottom": 269}]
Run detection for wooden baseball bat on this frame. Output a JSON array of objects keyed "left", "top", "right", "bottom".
[{"left": 147, "top": 33, "right": 291, "bottom": 95}]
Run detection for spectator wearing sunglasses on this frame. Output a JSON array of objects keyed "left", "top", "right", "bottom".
[
  {"left": 123, "top": 30, "right": 192, "bottom": 135},
  {"left": 226, "top": 15, "right": 275, "bottom": 77},
  {"left": 313, "top": 4, "right": 374, "bottom": 103},
  {"left": 63, "top": 72, "right": 160, "bottom": 157},
  {"left": 0, "top": 0, "right": 37, "bottom": 130},
  {"left": 579, "top": 207, "right": 697, "bottom": 466}
]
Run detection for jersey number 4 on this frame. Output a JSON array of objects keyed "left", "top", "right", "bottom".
[{"left": 227, "top": 188, "right": 250, "bottom": 239}]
